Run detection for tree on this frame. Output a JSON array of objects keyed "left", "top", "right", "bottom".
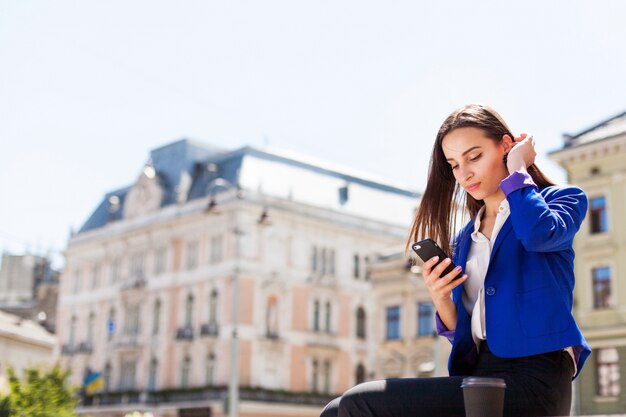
[{"left": 5, "top": 364, "right": 77, "bottom": 417}]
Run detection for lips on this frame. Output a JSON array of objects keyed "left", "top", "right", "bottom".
[{"left": 466, "top": 182, "right": 480, "bottom": 192}]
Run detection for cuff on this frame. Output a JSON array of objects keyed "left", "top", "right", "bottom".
[
  {"left": 436, "top": 312, "right": 455, "bottom": 341},
  {"left": 500, "top": 170, "right": 538, "bottom": 197}
]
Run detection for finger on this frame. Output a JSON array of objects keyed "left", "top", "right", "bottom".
[
  {"left": 432, "top": 257, "right": 453, "bottom": 277},
  {"left": 443, "top": 274, "right": 468, "bottom": 292},
  {"left": 421, "top": 256, "right": 440, "bottom": 274},
  {"left": 442, "top": 265, "right": 463, "bottom": 283}
]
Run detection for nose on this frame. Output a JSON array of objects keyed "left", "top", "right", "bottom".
[{"left": 458, "top": 164, "right": 473, "bottom": 183}]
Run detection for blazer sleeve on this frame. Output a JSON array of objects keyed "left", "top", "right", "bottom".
[{"left": 500, "top": 171, "right": 588, "bottom": 252}]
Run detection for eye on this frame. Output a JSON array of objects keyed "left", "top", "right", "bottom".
[
  {"left": 450, "top": 164, "right": 458, "bottom": 170},
  {"left": 469, "top": 154, "right": 482, "bottom": 162}
]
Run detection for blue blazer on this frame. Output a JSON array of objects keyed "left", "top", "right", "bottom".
[{"left": 447, "top": 184, "right": 591, "bottom": 379}]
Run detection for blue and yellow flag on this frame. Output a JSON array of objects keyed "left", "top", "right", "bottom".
[{"left": 83, "top": 371, "right": 105, "bottom": 395}]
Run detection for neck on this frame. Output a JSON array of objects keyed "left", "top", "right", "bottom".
[{"left": 482, "top": 189, "right": 506, "bottom": 218}]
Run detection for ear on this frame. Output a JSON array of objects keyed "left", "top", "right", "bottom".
[{"left": 502, "top": 134, "right": 515, "bottom": 153}]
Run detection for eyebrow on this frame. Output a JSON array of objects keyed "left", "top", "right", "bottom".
[{"left": 445, "top": 146, "right": 482, "bottom": 162}]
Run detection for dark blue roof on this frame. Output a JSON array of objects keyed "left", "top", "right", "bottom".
[{"left": 78, "top": 139, "right": 418, "bottom": 234}]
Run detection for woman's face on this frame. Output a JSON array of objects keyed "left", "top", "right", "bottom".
[{"left": 441, "top": 127, "right": 510, "bottom": 201}]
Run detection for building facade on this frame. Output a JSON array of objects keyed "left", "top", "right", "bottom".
[
  {"left": 58, "top": 139, "right": 419, "bottom": 417},
  {"left": 369, "top": 251, "right": 451, "bottom": 380},
  {"left": 550, "top": 110, "right": 626, "bottom": 415}
]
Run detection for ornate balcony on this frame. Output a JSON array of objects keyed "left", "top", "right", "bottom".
[
  {"left": 176, "top": 326, "right": 194, "bottom": 341},
  {"left": 200, "top": 322, "right": 219, "bottom": 337},
  {"left": 61, "top": 344, "right": 75, "bottom": 356},
  {"left": 77, "top": 341, "right": 94, "bottom": 354}
]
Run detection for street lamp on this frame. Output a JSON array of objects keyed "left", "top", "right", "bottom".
[{"left": 206, "top": 178, "right": 243, "bottom": 417}]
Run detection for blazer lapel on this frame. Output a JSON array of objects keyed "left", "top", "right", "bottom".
[
  {"left": 489, "top": 217, "right": 513, "bottom": 263},
  {"left": 452, "top": 225, "right": 472, "bottom": 301}
]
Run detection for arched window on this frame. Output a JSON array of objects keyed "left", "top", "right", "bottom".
[
  {"left": 209, "top": 289, "right": 218, "bottom": 324},
  {"left": 266, "top": 296, "right": 279, "bottom": 338},
  {"left": 206, "top": 352, "right": 216, "bottom": 385},
  {"left": 355, "top": 363, "right": 366, "bottom": 384},
  {"left": 181, "top": 355, "right": 191, "bottom": 388},
  {"left": 148, "top": 358, "right": 158, "bottom": 391},
  {"left": 184, "top": 294, "right": 194, "bottom": 328},
  {"left": 313, "top": 300, "right": 320, "bottom": 331},
  {"left": 152, "top": 299, "right": 161, "bottom": 335},
  {"left": 356, "top": 307, "right": 366, "bottom": 339}
]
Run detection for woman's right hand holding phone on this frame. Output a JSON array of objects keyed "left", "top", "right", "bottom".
[{"left": 422, "top": 256, "right": 467, "bottom": 331}]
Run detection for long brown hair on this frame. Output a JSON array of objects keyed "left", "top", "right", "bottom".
[{"left": 406, "top": 104, "right": 555, "bottom": 257}]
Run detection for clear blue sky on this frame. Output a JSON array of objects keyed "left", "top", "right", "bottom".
[{"left": 1, "top": 0, "right": 625, "bottom": 268}]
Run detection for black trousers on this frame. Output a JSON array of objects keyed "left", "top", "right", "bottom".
[{"left": 320, "top": 343, "right": 574, "bottom": 417}]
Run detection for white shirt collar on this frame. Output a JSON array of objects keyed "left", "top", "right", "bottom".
[{"left": 471, "top": 199, "right": 510, "bottom": 241}]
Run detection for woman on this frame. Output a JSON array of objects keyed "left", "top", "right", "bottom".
[{"left": 320, "top": 104, "right": 590, "bottom": 417}]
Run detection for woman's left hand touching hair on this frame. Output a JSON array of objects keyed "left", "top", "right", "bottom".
[{"left": 505, "top": 133, "right": 536, "bottom": 173}]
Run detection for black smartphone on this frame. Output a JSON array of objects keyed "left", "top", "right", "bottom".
[{"left": 411, "top": 238, "right": 458, "bottom": 277}]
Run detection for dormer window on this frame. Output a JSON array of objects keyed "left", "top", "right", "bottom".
[{"left": 339, "top": 185, "right": 349, "bottom": 205}]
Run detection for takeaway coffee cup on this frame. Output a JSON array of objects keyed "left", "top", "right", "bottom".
[{"left": 461, "top": 377, "right": 506, "bottom": 417}]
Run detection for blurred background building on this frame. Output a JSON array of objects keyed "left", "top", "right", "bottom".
[
  {"left": 57, "top": 139, "right": 434, "bottom": 417},
  {"left": 0, "top": 253, "right": 59, "bottom": 333},
  {"left": 550, "top": 110, "right": 626, "bottom": 416}
]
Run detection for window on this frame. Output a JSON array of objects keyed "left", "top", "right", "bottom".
[
  {"left": 386, "top": 306, "right": 401, "bottom": 340},
  {"left": 339, "top": 185, "right": 349, "bottom": 205},
  {"left": 328, "top": 249, "right": 335, "bottom": 276},
  {"left": 124, "top": 304, "right": 140, "bottom": 335},
  {"left": 181, "top": 356, "right": 191, "bottom": 388},
  {"left": 597, "top": 348, "right": 620, "bottom": 397},
  {"left": 130, "top": 253, "right": 145, "bottom": 279},
  {"left": 154, "top": 247, "right": 166, "bottom": 275},
  {"left": 73, "top": 270, "right": 81, "bottom": 293},
  {"left": 417, "top": 303, "right": 435, "bottom": 337},
  {"left": 266, "top": 296, "right": 279, "bottom": 338},
  {"left": 69, "top": 315, "right": 77, "bottom": 346},
  {"left": 206, "top": 353, "right": 216, "bottom": 385},
  {"left": 325, "top": 301, "right": 332, "bottom": 332},
  {"left": 103, "top": 362, "right": 112, "bottom": 391},
  {"left": 593, "top": 267, "right": 613, "bottom": 309},
  {"left": 91, "top": 264, "right": 100, "bottom": 289},
  {"left": 590, "top": 196, "right": 608, "bottom": 234},
  {"left": 210, "top": 235, "right": 223, "bottom": 264},
  {"left": 323, "top": 360, "right": 331, "bottom": 393},
  {"left": 119, "top": 359, "right": 136, "bottom": 390},
  {"left": 152, "top": 299, "right": 161, "bottom": 335},
  {"left": 87, "top": 312, "right": 95, "bottom": 344},
  {"left": 311, "top": 246, "right": 318, "bottom": 273},
  {"left": 355, "top": 363, "right": 366, "bottom": 385},
  {"left": 186, "top": 240, "right": 199, "bottom": 270},
  {"left": 312, "top": 359, "right": 319, "bottom": 393},
  {"left": 353, "top": 254, "right": 360, "bottom": 279},
  {"left": 147, "top": 358, "right": 158, "bottom": 391},
  {"left": 313, "top": 300, "right": 320, "bottom": 331},
  {"left": 320, "top": 248, "right": 327, "bottom": 275},
  {"left": 209, "top": 290, "right": 218, "bottom": 324},
  {"left": 184, "top": 294, "right": 194, "bottom": 328},
  {"left": 356, "top": 307, "right": 366, "bottom": 339},
  {"left": 110, "top": 258, "right": 121, "bottom": 284}
]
